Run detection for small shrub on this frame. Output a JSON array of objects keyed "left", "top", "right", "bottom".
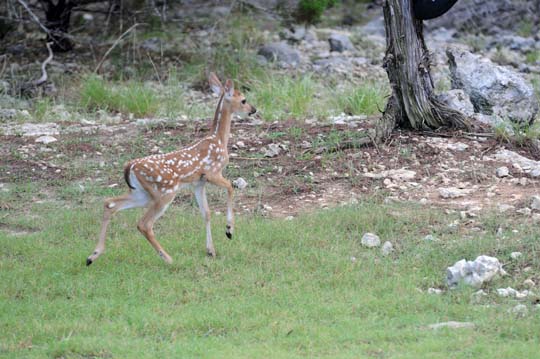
[
  {"left": 80, "top": 75, "right": 114, "bottom": 112},
  {"left": 335, "top": 82, "right": 388, "bottom": 116},
  {"left": 295, "top": 0, "right": 337, "bottom": 24}
]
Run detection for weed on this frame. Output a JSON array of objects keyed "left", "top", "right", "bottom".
[
  {"left": 335, "top": 82, "right": 388, "bottom": 116},
  {"left": 80, "top": 75, "right": 159, "bottom": 117}
]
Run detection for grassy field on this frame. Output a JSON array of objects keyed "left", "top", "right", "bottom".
[{"left": 1, "top": 198, "right": 539, "bottom": 358}]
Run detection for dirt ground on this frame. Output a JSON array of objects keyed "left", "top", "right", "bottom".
[{"left": 2, "top": 114, "right": 540, "bottom": 221}]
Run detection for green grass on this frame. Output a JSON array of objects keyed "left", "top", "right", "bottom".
[
  {"left": 80, "top": 75, "right": 159, "bottom": 117},
  {"left": 525, "top": 51, "right": 540, "bottom": 65},
  {"left": 1, "top": 199, "right": 539, "bottom": 358},
  {"left": 335, "top": 82, "right": 389, "bottom": 116},
  {"left": 250, "top": 75, "right": 322, "bottom": 120}
]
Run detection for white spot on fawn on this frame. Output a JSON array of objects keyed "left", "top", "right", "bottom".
[{"left": 107, "top": 202, "right": 116, "bottom": 208}]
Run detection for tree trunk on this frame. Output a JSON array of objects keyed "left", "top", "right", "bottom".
[
  {"left": 41, "top": 0, "right": 74, "bottom": 52},
  {"left": 380, "top": 0, "right": 469, "bottom": 134}
]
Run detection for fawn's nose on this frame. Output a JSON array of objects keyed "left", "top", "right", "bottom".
[{"left": 249, "top": 106, "right": 257, "bottom": 116}]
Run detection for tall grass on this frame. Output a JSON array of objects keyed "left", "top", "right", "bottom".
[
  {"left": 80, "top": 75, "right": 158, "bottom": 117},
  {"left": 250, "top": 75, "right": 320, "bottom": 120},
  {"left": 335, "top": 82, "right": 389, "bottom": 116}
]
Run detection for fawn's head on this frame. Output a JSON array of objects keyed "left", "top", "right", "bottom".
[{"left": 209, "top": 72, "right": 256, "bottom": 116}]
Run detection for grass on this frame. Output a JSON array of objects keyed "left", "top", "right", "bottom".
[
  {"left": 1, "top": 198, "right": 539, "bottom": 358},
  {"left": 80, "top": 75, "right": 159, "bottom": 117},
  {"left": 334, "top": 82, "right": 389, "bottom": 116}
]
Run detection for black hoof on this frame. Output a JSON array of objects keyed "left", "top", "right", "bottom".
[
  {"left": 86, "top": 258, "right": 93, "bottom": 266},
  {"left": 226, "top": 231, "right": 232, "bottom": 239}
]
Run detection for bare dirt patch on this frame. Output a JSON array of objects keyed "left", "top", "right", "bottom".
[{"left": 2, "top": 117, "right": 540, "bottom": 218}]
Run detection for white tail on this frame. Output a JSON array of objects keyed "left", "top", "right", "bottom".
[{"left": 86, "top": 73, "right": 257, "bottom": 265}]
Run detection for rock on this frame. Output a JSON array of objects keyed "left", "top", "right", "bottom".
[
  {"left": 232, "top": 177, "right": 248, "bottom": 190},
  {"left": 439, "top": 187, "right": 470, "bottom": 199},
  {"left": 447, "top": 255, "right": 505, "bottom": 288},
  {"left": 263, "top": 143, "right": 281, "bottom": 157},
  {"left": 258, "top": 42, "right": 301, "bottom": 67},
  {"left": 497, "top": 287, "right": 530, "bottom": 299},
  {"left": 498, "top": 204, "right": 515, "bottom": 213},
  {"left": 531, "top": 195, "right": 540, "bottom": 211},
  {"left": 510, "top": 252, "right": 522, "bottom": 260},
  {"left": 2, "top": 122, "right": 60, "bottom": 136},
  {"left": 497, "top": 287, "right": 517, "bottom": 297},
  {"left": 447, "top": 46, "right": 539, "bottom": 125},
  {"left": 471, "top": 289, "right": 487, "bottom": 302},
  {"left": 523, "top": 279, "right": 535, "bottom": 288},
  {"left": 496, "top": 166, "right": 509, "bottom": 178},
  {"left": 509, "top": 304, "right": 528, "bottom": 317},
  {"left": 489, "top": 35, "right": 537, "bottom": 53},
  {"left": 281, "top": 25, "right": 307, "bottom": 42},
  {"left": 437, "top": 89, "right": 475, "bottom": 116},
  {"left": 328, "top": 33, "right": 354, "bottom": 52},
  {"left": 361, "top": 233, "right": 381, "bottom": 248},
  {"left": 493, "top": 149, "right": 540, "bottom": 178},
  {"left": 428, "top": 321, "right": 475, "bottom": 330},
  {"left": 428, "top": 288, "right": 443, "bottom": 295},
  {"left": 424, "top": 234, "right": 438, "bottom": 242},
  {"left": 363, "top": 168, "right": 416, "bottom": 181},
  {"left": 516, "top": 208, "right": 531, "bottom": 216},
  {"left": 35, "top": 135, "right": 57, "bottom": 144},
  {"left": 381, "top": 241, "right": 394, "bottom": 256},
  {"left": 140, "top": 37, "right": 168, "bottom": 53}
]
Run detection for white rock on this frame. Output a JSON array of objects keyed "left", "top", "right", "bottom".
[
  {"left": 428, "top": 288, "right": 443, "bottom": 295},
  {"left": 381, "top": 241, "right": 394, "bottom": 256},
  {"left": 531, "top": 195, "right": 540, "bottom": 211},
  {"left": 516, "top": 208, "right": 531, "bottom": 216},
  {"left": 35, "top": 135, "right": 57, "bottom": 144},
  {"left": 361, "top": 233, "right": 381, "bottom": 248},
  {"left": 497, "top": 287, "right": 517, "bottom": 297},
  {"left": 496, "top": 166, "right": 510, "bottom": 177},
  {"left": 447, "top": 255, "right": 505, "bottom": 288},
  {"left": 424, "top": 234, "right": 438, "bottom": 242},
  {"left": 363, "top": 168, "right": 416, "bottom": 181},
  {"left": 498, "top": 204, "right": 515, "bottom": 213},
  {"left": 510, "top": 252, "right": 522, "bottom": 259},
  {"left": 439, "top": 187, "right": 470, "bottom": 199},
  {"left": 509, "top": 304, "right": 528, "bottom": 317},
  {"left": 428, "top": 321, "right": 475, "bottom": 330},
  {"left": 232, "top": 177, "right": 248, "bottom": 190},
  {"left": 523, "top": 279, "right": 535, "bottom": 288},
  {"left": 263, "top": 143, "right": 281, "bottom": 157},
  {"left": 471, "top": 289, "right": 487, "bottom": 302}
]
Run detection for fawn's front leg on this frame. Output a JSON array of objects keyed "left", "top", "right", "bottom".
[{"left": 208, "top": 175, "right": 235, "bottom": 240}]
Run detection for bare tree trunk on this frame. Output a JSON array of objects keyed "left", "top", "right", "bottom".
[{"left": 380, "top": 0, "right": 469, "bottom": 133}]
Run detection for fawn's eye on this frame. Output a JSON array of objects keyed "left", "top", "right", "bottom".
[{"left": 241, "top": 99, "right": 246, "bottom": 104}]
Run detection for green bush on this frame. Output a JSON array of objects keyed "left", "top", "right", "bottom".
[{"left": 295, "top": 0, "right": 337, "bottom": 24}]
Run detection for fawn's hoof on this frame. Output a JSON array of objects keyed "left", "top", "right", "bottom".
[
  {"left": 226, "top": 225, "right": 232, "bottom": 239},
  {"left": 86, "top": 258, "right": 93, "bottom": 266},
  {"left": 159, "top": 251, "right": 173, "bottom": 264},
  {"left": 207, "top": 249, "right": 216, "bottom": 258}
]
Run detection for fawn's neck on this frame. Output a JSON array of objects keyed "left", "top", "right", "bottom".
[{"left": 212, "top": 97, "right": 233, "bottom": 148}]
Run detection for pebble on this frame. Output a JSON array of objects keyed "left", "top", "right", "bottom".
[
  {"left": 381, "top": 241, "right": 394, "bottom": 256},
  {"left": 361, "top": 233, "right": 381, "bottom": 248}
]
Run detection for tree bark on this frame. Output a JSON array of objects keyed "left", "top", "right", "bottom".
[{"left": 380, "top": 0, "right": 469, "bottom": 133}]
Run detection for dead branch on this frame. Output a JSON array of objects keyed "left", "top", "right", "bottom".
[
  {"left": 33, "top": 42, "right": 54, "bottom": 86},
  {"left": 94, "top": 23, "right": 142, "bottom": 73}
]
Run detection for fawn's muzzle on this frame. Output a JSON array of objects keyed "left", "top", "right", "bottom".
[{"left": 249, "top": 106, "right": 257, "bottom": 116}]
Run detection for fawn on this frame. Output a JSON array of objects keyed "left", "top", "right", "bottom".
[{"left": 86, "top": 73, "right": 256, "bottom": 265}]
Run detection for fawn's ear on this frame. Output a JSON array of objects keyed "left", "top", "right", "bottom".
[
  {"left": 224, "top": 79, "right": 234, "bottom": 98},
  {"left": 208, "top": 72, "right": 223, "bottom": 95}
]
